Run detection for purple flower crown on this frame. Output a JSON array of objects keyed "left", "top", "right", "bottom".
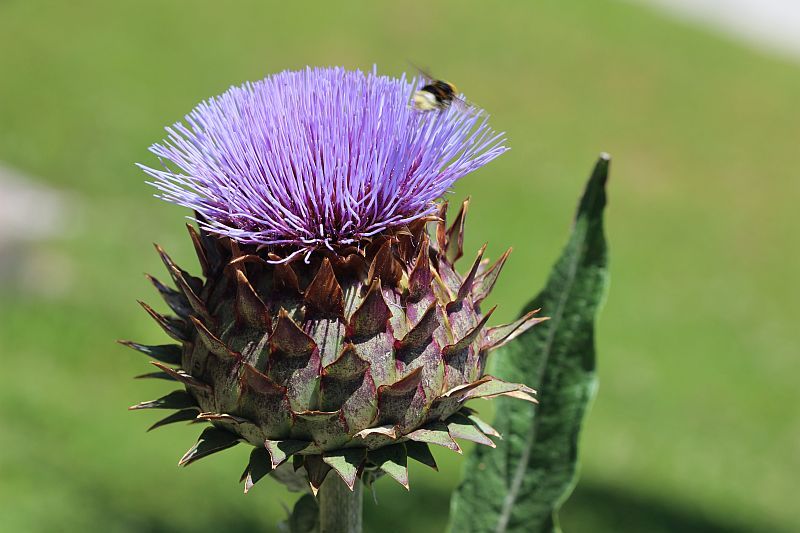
[{"left": 139, "top": 67, "right": 507, "bottom": 261}]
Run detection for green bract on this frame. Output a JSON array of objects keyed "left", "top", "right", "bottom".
[{"left": 123, "top": 201, "right": 545, "bottom": 494}]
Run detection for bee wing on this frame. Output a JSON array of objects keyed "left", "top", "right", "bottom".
[
  {"left": 450, "top": 94, "right": 485, "bottom": 117},
  {"left": 406, "top": 62, "right": 484, "bottom": 116},
  {"left": 407, "top": 61, "right": 436, "bottom": 85}
]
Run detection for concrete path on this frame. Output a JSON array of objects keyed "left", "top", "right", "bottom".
[
  {"left": 642, "top": 0, "right": 800, "bottom": 60},
  {"left": 0, "top": 164, "right": 72, "bottom": 294},
  {"left": 0, "top": 164, "right": 66, "bottom": 244}
]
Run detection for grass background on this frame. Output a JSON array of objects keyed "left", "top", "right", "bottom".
[{"left": 0, "top": 0, "right": 798, "bottom": 531}]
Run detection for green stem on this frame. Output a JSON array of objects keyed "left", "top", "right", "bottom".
[{"left": 318, "top": 475, "right": 362, "bottom": 533}]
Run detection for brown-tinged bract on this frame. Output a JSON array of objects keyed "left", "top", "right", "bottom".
[{"left": 123, "top": 200, "right": 546, "bottom": 494}]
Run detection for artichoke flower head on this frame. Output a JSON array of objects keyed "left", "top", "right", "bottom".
[{"left": 125, "top": 67, "right": 546, "bottom": 494}]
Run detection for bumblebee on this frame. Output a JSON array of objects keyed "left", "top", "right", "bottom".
[
  {"left": 412, "top": 78, "right": 459, "bottom": 111},
  {"left": 410, "top": 67, "right": 480, "bottom": 114}
]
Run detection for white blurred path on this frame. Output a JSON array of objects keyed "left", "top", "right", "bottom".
[
  {"left": 642, "top": 0, "right": 800, "bottom": 60},
  {"left": 0, "top": 164, "right": 74, "bottom": 294},
  {"left": 0, "top": 165, "right": 66, "bottom": 244}
]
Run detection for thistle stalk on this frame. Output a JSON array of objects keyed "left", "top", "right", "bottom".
[{"left": 319, "top": 476, "right": 362, "bottom": 533}]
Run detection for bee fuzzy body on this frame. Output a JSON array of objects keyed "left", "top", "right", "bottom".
[{"left": 413, "top": 80, "right": 458, "bottom": 111}]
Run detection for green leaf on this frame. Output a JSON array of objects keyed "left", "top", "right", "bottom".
[
  {"left": 270, "top": 462, "right": 311, "bottom": 493},
  {"left": 264, "top": 439, "right": 310, "bottom": 469},
  {"left": 446, "top": 413, "right": 495, "bottom": 448},
  {"left": 284, "top": 493, "right": 319, "bottom": 533},
  {"left": 242, "top": 447, "right": 273, "bottom": 494},
  {"left": 178, "top": 427, "right": 240, "bottom": 467},
  {"left": 448, "top": 155, "right": 610, "bottom": 533},
  {"left": 405, "top": 441, "right": 438, "bottom": 471},
  {"left": 146, "top": 408, "right": 198, "bottom": 432},
  {"left": 368, "top": 444, "right": 409, "bottom": 489},
  {"left": 128, "top": 390, "right": 197, "bottom": 411},
  {"left": 323, "top": 448, "right": 366, "bottom": 490},
  {"left": 406, "top": 421, "right": 461, "bottom": 453}
]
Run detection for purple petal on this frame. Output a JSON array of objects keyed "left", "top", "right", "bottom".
[{"left": 139, "top": 67, "right": 507, "bottom": 257}]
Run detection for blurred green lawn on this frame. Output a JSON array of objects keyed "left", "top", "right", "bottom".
[{"left": 1, "top": 1, "right": 798, "bottom": 531}]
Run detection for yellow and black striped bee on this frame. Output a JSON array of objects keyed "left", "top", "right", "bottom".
[
  {"left": 413, "top": 78, "right": 459, "bottom": 111},
  {"left": 411, "top": 67, "right": 480, "bottom": 114}
]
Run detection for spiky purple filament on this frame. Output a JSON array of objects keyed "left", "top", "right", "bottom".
[{"left": 139, "top": 66, "right": 507, "bottom": 259}]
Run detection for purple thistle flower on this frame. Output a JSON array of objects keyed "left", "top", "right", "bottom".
[{"left": 139, "top": 66, "right": 507, "bottom": 261}]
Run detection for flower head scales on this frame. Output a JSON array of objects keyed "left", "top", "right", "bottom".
[{"left": 139, "top": 67, "right": 507, "bottom": 260}]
